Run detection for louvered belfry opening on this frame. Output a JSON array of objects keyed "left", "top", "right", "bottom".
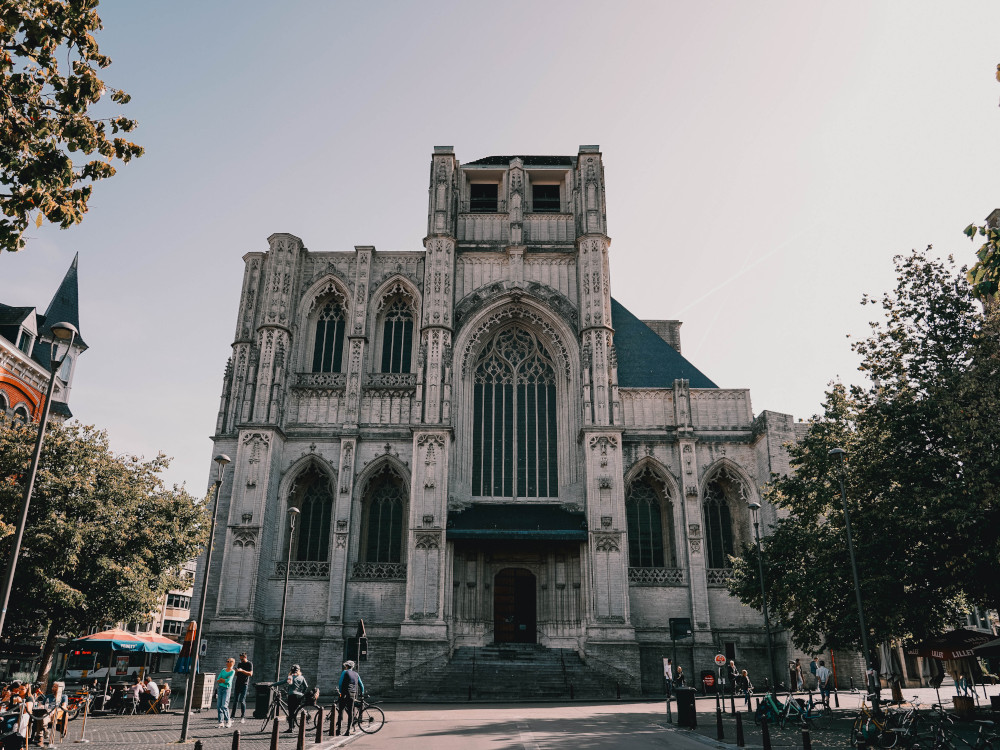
[
  {"left": 380, "top": 299, "right": 413, "bottom": 373},
  {"left": 472, "top": 326, "right": 558, "bottom": 499},
  {"left": 312, "top": 299, "right": 346, "bottom": 373}
]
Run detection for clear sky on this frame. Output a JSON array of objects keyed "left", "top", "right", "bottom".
[{"left": 2, "top": 1, "right": 999, "bottom": 492}]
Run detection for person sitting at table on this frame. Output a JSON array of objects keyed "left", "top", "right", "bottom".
[
  {"left": 123, "top": 676, "right": 143, "bottom": 713},
  {"left": 139, "top": 676, "right": 159, "bottom": 711}
]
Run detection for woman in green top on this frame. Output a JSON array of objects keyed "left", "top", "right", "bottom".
[{"left": 216, "top": 657, "right": 236, "bottom": 727}]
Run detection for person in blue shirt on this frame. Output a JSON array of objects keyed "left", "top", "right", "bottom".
[
  {"left": 335, "top": 660, "right": 365, "bottom": 736},
  {"left": 272, "top": 665, "right": 309, "bottom": 732}
]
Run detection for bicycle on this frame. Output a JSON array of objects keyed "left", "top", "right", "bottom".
[
  {"left": 754, "top": 692, "right": 787, "bottom": 726},
  {"left": 920, "top": 715, "right": 999, "bottom": 750},
  {"left": 851, "top": 694, "right": 922, "bottom": 748},
  {"left": 259, "top": 686, "right": 320, "bottom": 734},
  {"left": 353, "top": 693, "right": 384, "bottom": 734},
  {"left": 780, "top": 693, "right": 826, "bottom": 730}
]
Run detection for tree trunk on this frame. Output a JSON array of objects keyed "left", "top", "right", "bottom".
[{"left": 36, "top": 621, "right": 59, "bottom": 691}]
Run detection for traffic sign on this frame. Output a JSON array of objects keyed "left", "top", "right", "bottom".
[{"left": 714, "top": 654, "right": 726, "bottom": 666}]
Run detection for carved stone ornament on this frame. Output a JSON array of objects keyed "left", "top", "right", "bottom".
[
  {"left": 422, "top": 514, "right": 435, "bottom": 526},
  {"left": 688, "top": 523, "right": 701, "bottom": 537},
  {"left": 601, "top": 516, "right": 613, "bottom": 529},
  {"left": 335, "top": 533, "right": 348, "bottom": 549},
  {"left": 336, "top": 519, "right": 348, "bottom": 531},
  {"left": 686, "top": 484, "right": 699, "bottom": 498},
  {"left": 414, "top": 532, "right": 441, "bottom": 550},
  {"left": 689, "top": 538, "right": 702, "bottom": 553},
  {"left": 416, "top": 433, "right": 447, "bottom": 448},
  {"left": 594, "top": 533, "right": 620, "bottom": 552},
  {"left": 241, "top": 513, "right": 253, "bottom": 524},
  {"left": 598, "top": 475, "right": 613, "bottom": 490},
  {"left": 232, "top": 527, "right": 258, "bottom": 546}
]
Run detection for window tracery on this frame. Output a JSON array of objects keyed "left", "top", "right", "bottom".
[
  {"left": 703, "top": 466, "right": 749, "bottom": 569},
  {"left": 312, "top": 299, "right": 346, "bottom": 373},
  {"left": 380, "top": 299, "right": 413, "bottom": 373},
  {"left": 625, "top": 467, "right": 676, "bottom": 568},
  {"left": 288, "top": 464, "right": 333, "bottom": 562},
  {"left": 472, "top": 326, "right": 557, "bottom": 498},
  {"left": 361, "top": 466, "right": 407, "bottom": 563}
]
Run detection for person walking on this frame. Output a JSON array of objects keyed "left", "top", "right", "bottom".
[
  {"left": 231, "top": 652, "right": 253, "bottom": 724},
  {"left": 810, "top": 656, "right": 819, "bottom": 688},
  {"left": 728, "top": 660, "right": 739, "bottom": 699},
  {"left": 816, "top": 659, "right": 832, "bottom": 708},
  {"left": 674, "top": 666, "right": 686, "bottom": 687},
  {"left": 336, "top": 660, "right": 365, "bottom": 736},
  {"left": 788, "top": 661, "right": 797, "bottom": 693},
  {"left": 664, "top": 658, "right": 673, "bottom": 705},
  {"left": 736, "top": 669, "right": 753, "bottom": 709},
  {"left": 794, "top": 658, "right": 805, "bottom": 692},
  {"left": 216, "top": 657, "right": 236, "bottom": 728}
]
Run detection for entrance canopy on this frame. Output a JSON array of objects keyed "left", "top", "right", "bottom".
[
  {"left": 447, "top": 504, "right": 587, "bottom": 541},
  {"left": 905, "top": 628, "right": 993, "bottom": 661},
  {"left": 70, "top": 627, "right": 181, "bottom": 654}
]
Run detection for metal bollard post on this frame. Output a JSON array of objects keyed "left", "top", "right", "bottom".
[
  {"left": 316, "top": 706, "right": 323, "bottom": 743},
  {"left": 194, "top": 742, "right": 203, "bottom": 750},
  {"left": 731, "top": 689, "right": 736, "bottom": 715},
  {"left": 269, "top": 718, "right": 279, "bottom": 750},
  {"left": 834, "top": 685, "right": 840, "bottom": 708},
  {"left": 616, "top": 681, "right": 621, "bottom": 700},
  {"left": 802, "top": 728, "right": 813, "bottom": 750},
  {"left": 468, "top": 685, "right": 472, "bottom": 701},
  {"left": 74, "top": 694, "right": 90, "bottom": 744},
  {"left": 296, "top": 717, "right": 306, "bottom": 750},
  {"left": 736, "top": 711, "right": 745, "bottom": 747},
  {"left": 761, "top": 716, "right": 772, "bottom": 750},
  {"left": 231, "top": 729, "right": 240, "bottom": 749},
  {"left": 850, "top": 677, "right": 855, "bottom": 691},
  {"left": 570, "top": 684, "right": 574, "bottom": 700},
  {"left": 716, "top": 706, "right": 725, "bottom": 740}
]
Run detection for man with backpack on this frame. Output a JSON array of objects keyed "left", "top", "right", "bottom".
[{"left": 336, "top": 660, "right": 365, "bottom": 736}]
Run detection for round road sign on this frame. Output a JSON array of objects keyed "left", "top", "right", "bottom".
[{"left": 714, "top": 654, "right": 726, "bottom": 666}]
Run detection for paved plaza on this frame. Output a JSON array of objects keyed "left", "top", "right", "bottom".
[{"left": 34, "top": 686, "right": 1000, "bottom": 750}]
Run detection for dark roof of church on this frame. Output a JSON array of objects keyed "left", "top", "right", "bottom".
[
  {"left": 465, "top": 155, "right": 575, "bottom": 167},
  {"left": 611, "top": 298, "right": 717, "bottom": 388}
]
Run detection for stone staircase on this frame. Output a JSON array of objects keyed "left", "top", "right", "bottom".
[{"left": 398, "top": 643, "right": 625, "bottom": 701}]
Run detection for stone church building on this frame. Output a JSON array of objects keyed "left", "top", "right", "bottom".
[{"left": 196, "top": 146, "right": 805, "bottom": 695}]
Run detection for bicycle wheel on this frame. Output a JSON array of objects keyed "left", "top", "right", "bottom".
[
  {"left": 260, "top": 701, "right": 277, "bottom": 734},
  {"left": 850, "top": 717, "right": 868, "bottom": 748},
  {"left": 356, "top": 705, "right": 385, "bottom": 734},
  {"left": 295, "top": 704, "right": 319, "bottom": 731}
]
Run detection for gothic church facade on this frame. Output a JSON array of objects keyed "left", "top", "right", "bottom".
[{"left": 197, "top": 146, "right": 802, "bottom": 694}]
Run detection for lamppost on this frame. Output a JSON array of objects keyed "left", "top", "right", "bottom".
[
  {"left": 275, "top": 506, "right": 300, "bottom": 681},
  {"left": 747, "top": 500, "right": 777, "bottom": 691},
  {"left": 179, "top": 453, "right": 230, "bottom": 743},
  {"left": 0, "top": 322, "right": 77, "bottom": 637},
  {"left": 829, "top": 447, "right": 877, "bottom": 709}
]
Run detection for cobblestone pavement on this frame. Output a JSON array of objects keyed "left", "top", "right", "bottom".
[{"left": 42, "top": 709, "right": 356, "bottom": 750}]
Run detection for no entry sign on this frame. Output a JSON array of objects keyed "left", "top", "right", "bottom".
[{"left": 714, "top": 654, "right": 726, "bottom": 666}]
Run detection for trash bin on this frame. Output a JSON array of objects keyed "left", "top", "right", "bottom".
[
  {"left": 675, "top": 687, "right": 697, "bottom": 728},
  {"left": 254, "top": 682, "right": 272, "bottom": 720},
  {"left": 700, "top": 670, "right": 717, "bottom": 694}
]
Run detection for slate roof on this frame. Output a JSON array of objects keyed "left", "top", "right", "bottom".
[
  {"left": 465, "top": 155, "right": 575, "bottom": 167},
  {"left": 39, "top": 252, "right": 86, "bottom": 350},
  {"left": 0, "top": 304, "right": 34, "bottom": 349},
  {"left": 611, "top": 297, "right": 717, "bottom": 388}
]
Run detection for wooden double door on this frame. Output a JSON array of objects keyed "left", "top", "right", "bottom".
[{"left": 493, "top": 567, "right": 537, "bottom": 643}]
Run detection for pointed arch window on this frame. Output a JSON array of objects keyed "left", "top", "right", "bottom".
[
  {"left": 380, "top": 299, "right": 413, "bottom": 373},
  {"left": 289, "top": 465, "right": 333, "bottom": 561},
  {"left": 626, "top": 468, "right": 676, "bottom": 568},
  {"left": 472, "top": 326, "right": 558, "bottom": 499},
  {"left": 312, "top": 299, "right": 346, "bottom": 373},
  {"left": 362, "top": 468, "right": 406, "bottom": 563},
  {"left": 703, "top": 467, "right": 749, "bottom": 569}
]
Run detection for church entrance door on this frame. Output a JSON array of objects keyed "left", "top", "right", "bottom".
[{"left": 493, "top": 568, "right": 536, "bottom": 644}]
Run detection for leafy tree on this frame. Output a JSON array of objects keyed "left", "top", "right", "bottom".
[
  {"left": 729, "top": 250, "right": 1000, "bottom": 652},
  {"left": 965, "top": 220, "right": 1000, "bottom": 299},
  {"left": 0, "top": 0, "right": 143, "bottom": 253},
  {"left": 0, "top": 416, "right": 209, "bottom": 686}
]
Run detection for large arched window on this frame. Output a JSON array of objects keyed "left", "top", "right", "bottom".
[
  {"left": 703, "top": 467, "right": 750, "bottom": 569},
  {"left": 0, "top": 393, "right": 8, "bottom": 415},
  {"left": 312, "top": 299, "right": 346, "bottom": 373},
  {"left": 380, "top": 299, "right": 413, "bottom": 373},
  {"left": 289, "top": 465, "right": 333, "bottom": 561},
  {"left": 626, "top": 468, "right": 676, "bottom": 568},
  {"left": 361, "top": 468, "right": 406, "bottom": 563},
  {"left": 472, "top": 326, "right": 557, "bottom": 498},
  {"left": 12, "top": 404, "right": 29, "bottom": 423}
]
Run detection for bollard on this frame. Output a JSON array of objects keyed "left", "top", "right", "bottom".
[
  {"left": 761, "top": 716, "right": 772, "bottom": 750},
  {"left": 802, "top": 728, "right": 813, "bottom": 750},
  {"left": 736, "top": 712, "right": 745, "bottom": 747},
  {"left": 194, "top": 742, "right": 203, "bottom": 750},
  {"left": 61, "top": 709, "right": 69, "bottom": 739},
  {"left": 231, "top": 729, "right": 240, "bottom": 750},
  {"left": 764, "top": 677, "right": 770, "bottom": 693},
  {"left": 616, "top": 681, "right": 621, "bottom": 700},
  {"left": 850, "top": 676, "right": 855, "bottom": 691},
  {"left": 316, "top": 706, "right": 324, "bottom": 744},
  {"left": 570, "top": 684, "right": 574, "bottom": 700},
  {"left": 75, "top": 693, "right": 90, "bottom": 744},
  {"left": 468, "top": 684, "right": 472, "bottom": 701},
  {"left": 834, "top": 686, "right": 840, "bottom": 708},
  {"left": 330, "top": 704, "right": 337, "bottom": 736},
  {"left": 296, "top": 717, "right": 306, "bottom": 750},
  {"left": 716, "top": 706, "right": 725, "bottom": 740},
  {"left": 731, "top": 690, "right": 736, "bottom": 715},
  {"left": 269, "top": 718, "right": 279, "bottom": 750},
  {"left": 755, "top": 697, "right": 761, "bottom": 712}
]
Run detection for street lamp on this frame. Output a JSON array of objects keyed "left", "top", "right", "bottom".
[
  {"left": 275, "top": 506, "right": 300, "bottom": 681},
  {"left": 180, "top": 453, "right": 230, "bottom": 743},
  {"left": 829, "top": 447, "right": 877, "bottom": 709},
  {"left": 747, "top": 500, "right": 777, "bottom": 691},
  {"left": 0, "top": 322, "right": 77, "bottom": 637}
]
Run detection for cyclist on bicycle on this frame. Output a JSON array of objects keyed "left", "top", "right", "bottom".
[
  {"left": 271, "top": 665, "right": 309, "bottom": 732},
  {"left": 335, "top": 660, "right": 365, "bottom": 737}
]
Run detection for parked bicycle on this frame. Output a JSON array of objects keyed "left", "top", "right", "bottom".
[
  {"left": 779, "top": 693, "right": 826, "bottom": 730},
  {"left": 259, "top": 686, "right": 319, "bottom": 733}
]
